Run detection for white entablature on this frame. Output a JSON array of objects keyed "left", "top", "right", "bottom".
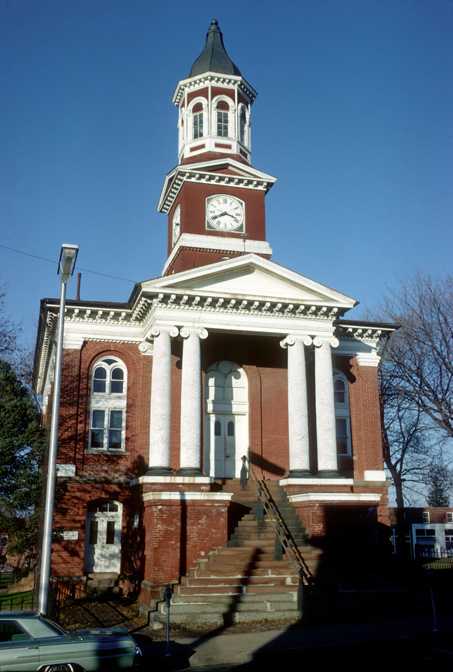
[
  {"left": 173, "top": 72, "right": 257, "bottom": 106},
  {"left": 34, "top": 254, "right": 395, "bottom": 395}
]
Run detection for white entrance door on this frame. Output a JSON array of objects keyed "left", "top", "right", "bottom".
[
  {"left": 86, "top": 501, "right": 122, "bottom": 573},
  {"left": 213, "top": 415, "right": 236, "bottom": 478},
  {"left": 205, "top": 361, "right": 249, "bottom": 479}
]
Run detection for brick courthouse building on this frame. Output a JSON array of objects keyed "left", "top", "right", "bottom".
[{"left": 34, "top": 21, "right": 395, "bottom": 620}]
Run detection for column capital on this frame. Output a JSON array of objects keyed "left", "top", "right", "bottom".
[
  {"left": 280, "top": 334, "right": 313, "bottom": 349},
  {"left": 151, "top": 325, "right": 179, "bottom": 339},
  {"left": 138, "top": 341, "right": 153, "bottom": 356},
  {"left": 180, "top": 326, "right": 208, "bottom": 340},
  {"left": 313, "top": 335, "right": 339, "bottom": 349}
]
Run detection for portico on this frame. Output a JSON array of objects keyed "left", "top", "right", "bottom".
[{"left": 141, "top": 253, "right": 360, "bottom": 482}]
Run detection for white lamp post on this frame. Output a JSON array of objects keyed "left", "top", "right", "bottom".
[{"left": 38, "top": 244, "right": 79, "bottom": 615}]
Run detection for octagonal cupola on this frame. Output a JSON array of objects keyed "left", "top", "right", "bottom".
[{"left": 173, "top": 19, "right": 256, "bottom": 165}]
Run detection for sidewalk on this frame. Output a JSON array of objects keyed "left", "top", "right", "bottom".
[{"left": 138, "top": 614, "right": 451, "bottom": 669}]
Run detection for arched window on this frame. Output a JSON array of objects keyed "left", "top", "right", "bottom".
[
  {"left": 216, "top": 100, "right": 229, "bottom": 137},
  {"left": 334, "top": 371, "right": 351, "bottom": 456},
  {"left": 239, "top": 105, "right": 247, "bottom": 145},
  {"left": 89, "top": 357, "right": 127, "bottom": 452},
  {"left": 192, "top": 102, "right": 204, "bottom": 140},
  {"left": 187, "top": 98, "right": 207, "bottom": 143}
]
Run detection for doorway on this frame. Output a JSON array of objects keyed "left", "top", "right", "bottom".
[
  {"left": 85, "top": 501, "right": 122, "bottom": 573},
  {"left": 205, "top": 361, "right": 248, "bottom": 478}
]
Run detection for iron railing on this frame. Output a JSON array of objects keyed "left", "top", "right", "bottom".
[{"left": 247, "top": 460, "right": 314, "bottom": 586}]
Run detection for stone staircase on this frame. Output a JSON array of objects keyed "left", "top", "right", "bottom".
[{"left": 154, "top": 479, "right": 322, "bottom": 628}]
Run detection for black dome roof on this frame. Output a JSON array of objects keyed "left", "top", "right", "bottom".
[{"left": 189, "top": 19, "right": 242, "bottom": 78}]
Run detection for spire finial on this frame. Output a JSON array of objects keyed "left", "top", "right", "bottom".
[{"left": 189, "top": 18, "right": 241, "bottom": 78}]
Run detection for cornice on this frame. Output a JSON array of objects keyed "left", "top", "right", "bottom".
[
  {"left": 335, "top": 322, "right": 395, "bottom": 341},
  {"left": 173, "top": 72, "right": 257, "bottom": 106},
  {"left": 134, "top": 289, "right": 346, "bottom": 325},
  {"left": 158, "top": 160, "right": 276, "bottom": 214}
]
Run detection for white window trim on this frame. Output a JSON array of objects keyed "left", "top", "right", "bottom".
[
  {"left": 187, "top": 97, "right": 208, "bottom": 144},
  {"left": 238, "top": 103, "right": 250, "bottom": 149},
  {"left": 333, "top": 370, "right": 352, "bottom": 456},
  {"left": 88, "top": 357, "right": 127, "bottom": 453},
  {"left": 211, "top": 95, "right": 235, "bottom": 140},
  {"left": 172, "top": 204, "right": 181, "bottom": 247}
]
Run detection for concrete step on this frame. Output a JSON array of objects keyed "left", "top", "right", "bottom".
[
  {"left": 165, "top": 602, "right": 299, "bottom": 617},
  {"left": 181, "top": 575, "right": 298, "bottom": 587},
  {"left": 160, "top": 609, "right": 300, "bottom": 626},
  {"left": 194, "top": 565, "right": 298, "bottom": 578},
  {"left": 231, "top": 531, "right": 276, "bottom": 540},
  {"left": 239, "top": 539, "right": 276, "bottom": 548},
  {"left": 167, "top": 592, "right": 298, "bottom": 608},
  {"left": 177, "top": 583, "right": 299, "bottom": 596}
]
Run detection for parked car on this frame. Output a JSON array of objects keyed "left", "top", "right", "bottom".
[{"left": 0, "top": 611, "right": 142, "bottom": 671}]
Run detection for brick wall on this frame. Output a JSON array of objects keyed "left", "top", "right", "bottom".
[{"left": 142, "top": 500, "right": 229, "bottom": 585}]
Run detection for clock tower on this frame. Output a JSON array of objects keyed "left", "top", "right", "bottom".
[{"left": 158, "top": 19, "right": 276, "bottom": 275}]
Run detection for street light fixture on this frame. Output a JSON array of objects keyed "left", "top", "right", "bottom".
[{"left": 38, "top": 244, "right": 79, "bottom": 615}]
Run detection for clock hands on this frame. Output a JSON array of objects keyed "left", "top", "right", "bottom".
[
  {"left": 211, "top": 211, "right": 230, "bottom": 220},
  {"left": 211, "top": 210, "right": 238, "bottom": 221}
]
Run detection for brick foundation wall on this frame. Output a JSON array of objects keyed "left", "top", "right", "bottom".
[{"left": 142, "top": 499, "right": 229, "bottom": 586}]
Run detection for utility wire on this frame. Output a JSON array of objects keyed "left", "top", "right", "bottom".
[{"left": 0, "top": 243, "right": 137, "bottom": 285}]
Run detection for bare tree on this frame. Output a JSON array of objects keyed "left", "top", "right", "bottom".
[
  {"left": 376, "top": 274, "right": 452, "bottom": 554},
  {"left": 379, "top": 376, "right": 431, "bottom": 510},
  {"left": 383, "top": 274, "right": 453, "bottom": 438}
]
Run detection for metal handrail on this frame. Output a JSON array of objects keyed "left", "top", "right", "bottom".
[{"left": 247, "top": 459, "right": 314, "bottom": 586}]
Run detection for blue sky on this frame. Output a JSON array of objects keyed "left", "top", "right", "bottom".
[{"left": 1, "top": 0, "right": 452, "bottom": 350}]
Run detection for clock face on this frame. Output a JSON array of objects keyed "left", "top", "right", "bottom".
[
  {"left": 206, "top": 195, "right": 245, "bottom": 232},
  {"left": 172, "top": 205, "right": 181, "bottom": 246}
]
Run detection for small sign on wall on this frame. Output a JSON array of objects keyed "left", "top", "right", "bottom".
[
  {"left": 62, "top": 530, "right": 79, "bottom": 541},
  {"left": 56, "top": 464, "right": 76, "bottom": 478}
]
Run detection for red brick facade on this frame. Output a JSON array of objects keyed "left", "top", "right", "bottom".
[{"left": 50, "top": 335, "right": 388, "bottom": 584}]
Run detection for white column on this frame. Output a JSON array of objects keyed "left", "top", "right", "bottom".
[
  {"left": 148, "top": 326, "right": 179, "bottom": 473},
  {"left": 280, "top": 335, "right": 312, "bottom": 475},
  {"left": 179, "top": 327, "right": 208, "bottom": 474},
  {"left": 313, "top": 336, "right": 340, "bottom": 475}
]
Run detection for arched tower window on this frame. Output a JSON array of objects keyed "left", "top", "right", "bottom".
[
  {"left": 239, "top": 105, "right": 247, "bottom": 146},
  {"left": 211, "top": 96, "right": 233, "bottom": 140},
  {"left": 89, "top": 357, "right": 127, "bottom": 452},
  {"left": 187, "top": 97, "right": 207, "bottom": 144},
  {"left": 333, "top": 371, "right": 351, "bottom": 456},
  {"left": 192, "top": 103, "right": 204, "bottom": 140},
  {"left": 216, "top": 100, "right": 229, "bottom": 137}
]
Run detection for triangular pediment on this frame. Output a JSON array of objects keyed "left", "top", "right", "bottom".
[{"left": 141, "top": 255, "right": 357, "bottom": 308}]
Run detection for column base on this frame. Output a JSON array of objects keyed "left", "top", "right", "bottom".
[
  {"left": 288, "top": 469, "right": 312, "bottom": 478},
  {"left": 316, "top": 470, "right": 341, "bottom": 478},
  {"left": 145, "top": 467, "right": 173, "bottom": 476},
  {"left": 177, "top": 467, "right": 202, "bottom": 476}
]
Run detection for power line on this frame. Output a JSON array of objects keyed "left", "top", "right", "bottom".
[{"left": 0, "top": 243, "right": 138, "bottom": 285}]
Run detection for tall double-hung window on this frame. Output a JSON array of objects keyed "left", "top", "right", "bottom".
[
  {"left": 89, "top": 357, "right": 127, "bottom": 452},
  {"left": 216, "top": 100, "right": 230, "bottom": 137},
  {"left": 192, "top": 103, "right": 204, "bottom": 140},
  {"left": 334, "top": 372, "right": 351, "bottom": 456}
]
